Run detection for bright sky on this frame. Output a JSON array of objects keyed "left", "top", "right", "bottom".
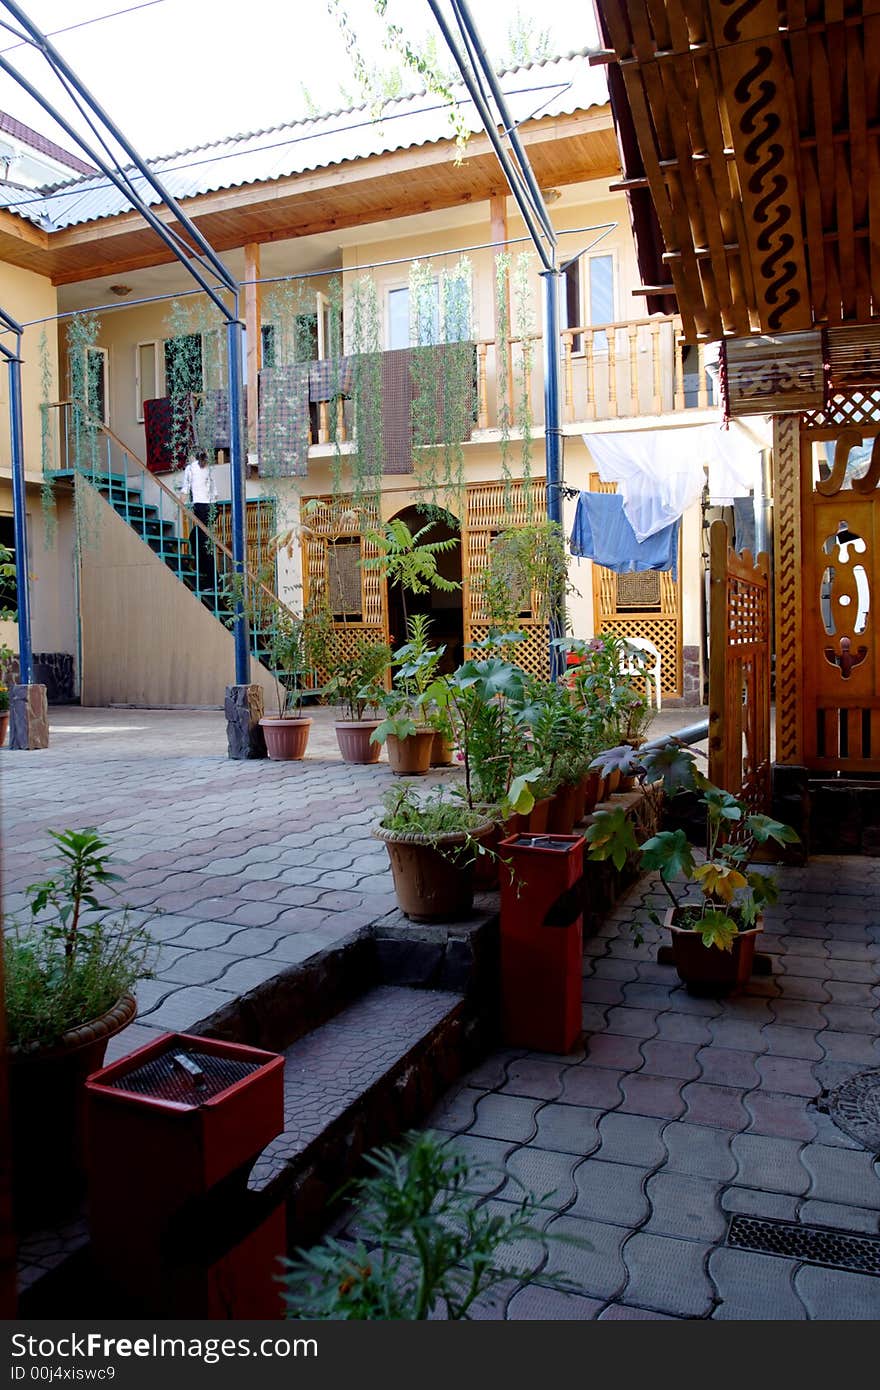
[{"left": 0, "top": 0, "right": 599, "bottom": 163}]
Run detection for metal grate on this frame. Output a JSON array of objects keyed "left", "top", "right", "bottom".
[
  {"left": 105, "top": 1047, "right": 263, "bottom": 1105},
  {"left": 727, "top": 1214, "right": 880, "bottom": 1276},
  {"left": 823, "top": 1068, "right": 880, "bottom": 1153}
]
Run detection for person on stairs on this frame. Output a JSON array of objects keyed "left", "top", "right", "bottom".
[{"left": 177, "top": 449, "right": 217, "bottom": 593}]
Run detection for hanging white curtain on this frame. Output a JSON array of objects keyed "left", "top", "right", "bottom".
[{"left": 584, "top": 423, "right": 762, "bottom": 540}]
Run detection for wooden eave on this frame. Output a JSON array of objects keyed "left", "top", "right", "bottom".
[
  {"left": 594, "top": 0, "right": 880, "bottom": 341},
  {"left": 0, "top": 107, "right": 618, "bottom": 286}
]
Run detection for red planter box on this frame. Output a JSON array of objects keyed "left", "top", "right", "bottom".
[
  {"left": 86, "top": 1032, "right": 285, "bottom": 1318},
  {"left": 499, "top": 833, "right": 584, "bottom": 1054}
]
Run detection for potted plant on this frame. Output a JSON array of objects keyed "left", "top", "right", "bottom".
[
  {"left": 518, "top": 676, "right": 591, "bottom": 834},
  {"left": 4, "top": 828, "right": 153, "bottom": 1224},
  {"left": 585, "top": 743, "right": 799, "bottom": 994},
  {"left": 0, "top": 671, "right": 8, "bottom": 747},
  {"left": 325, "top": 637, "right": 393, "bottom": 764},
  {"left": 373, "top": 784, "right": 494, "bottom": 922},
  {"left": 370, "top": 616, "right": 443, "bottom": 775},
  {"left": 258, "top": 609, "right": 315, "bottom": 761}
]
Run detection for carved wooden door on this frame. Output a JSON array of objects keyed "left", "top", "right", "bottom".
[{"left": 802, "top": 429, "right": 880, "bottom": 771}]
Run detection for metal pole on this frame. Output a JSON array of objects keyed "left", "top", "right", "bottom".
[
  {"left": 226, "top": 316, "right": 249, "bottom": 686},
  {"left": 540, "top": 267, "right": 565, "bottom": 678},
  {"left": 6, "top": 346, "right": 32, "bottom": 685}
]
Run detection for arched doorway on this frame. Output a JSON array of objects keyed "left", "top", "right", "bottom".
[{"left": 386, "top": 505, "right": 463, "bottom": 671}]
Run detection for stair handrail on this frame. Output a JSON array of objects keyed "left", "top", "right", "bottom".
[{"left": 46, "top": 400, "right": 300, "bottom": 632}]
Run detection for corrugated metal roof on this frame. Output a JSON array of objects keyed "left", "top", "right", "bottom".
[
  {"left": 0, "top": 111, "right": 96, "bottom": 175},
  {"left": 0, "top": 52, "right": 607, "bottom": 232}
]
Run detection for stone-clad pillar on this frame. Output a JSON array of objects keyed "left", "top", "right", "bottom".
[
  {"left": 9, "top": 684, "right": 49, "bottom": 749},
  {"left": 225, "top": 684, "right": 266, "bottom": 759}
]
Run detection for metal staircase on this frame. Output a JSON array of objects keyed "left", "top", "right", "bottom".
[{"left": 49, "top": 406, "right": 284, "bottom": 670}]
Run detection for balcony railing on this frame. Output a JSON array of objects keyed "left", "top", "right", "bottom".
[{"left": 301, "top": 314, "right": 714, "bottom": 451}]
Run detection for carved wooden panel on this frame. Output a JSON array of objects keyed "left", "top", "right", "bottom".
[
  {"left": 463, "top": 480, "right": 549, "bottom": 674},
  {"left": 708, "top": 520, "right": 771, "bottom": 810},
  {"left": 772, "top": 414, "right": 803, "bottom": 764}
]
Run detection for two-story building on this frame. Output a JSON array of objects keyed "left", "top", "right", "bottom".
[{"left": 0, "top": 52, "right": 766, "bottom": 710}]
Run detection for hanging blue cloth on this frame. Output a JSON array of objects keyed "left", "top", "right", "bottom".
[{"left": 570, "top": 492, "right": 679, "bottom": 581}]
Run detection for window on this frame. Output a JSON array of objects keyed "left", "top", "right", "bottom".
[
  {"left": 388, "top": 286, "right": 414, "bottom": 349},
  {"left": 327, "top": 538, "right": 363, "bottom": 621},
  {"left": 85, "top": 346, "right": 108, "bottom": 425},
  {"left": 164, "top": 332, "right": 203, "bottom": 395},
  {"left": 562, "top": 253, "right": 616, "bottom": 353},
  {"left": 260, "top": 314, "right": 318, "bottom": 366},
  {"left": 135, "top": 340, "right": 160, "bottom": 422},
  {"left": 388, "top": 277, "right": 472, "bottom": 350},
  {"left": 0, "top": 515, "right": 15, "bottom": 618}
]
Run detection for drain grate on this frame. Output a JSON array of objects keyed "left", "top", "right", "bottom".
[
  {"left": 823, "top": 1068, "right": 880, "bottom": 1153},
  {"left": 727, "top": 1214, "right": 880, "bottom": 1276}
]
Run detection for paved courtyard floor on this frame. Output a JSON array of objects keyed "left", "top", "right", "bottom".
[{"left": 4, "top": 706, "right": 879, "bottom": 1319}]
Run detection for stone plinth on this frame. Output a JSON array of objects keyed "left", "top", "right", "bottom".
[
  {"left": 9, "top": 684, "right": 49, "bottom": 749},
  {"left": 225, "top": 683, "right": 266, "bottom": 760}
]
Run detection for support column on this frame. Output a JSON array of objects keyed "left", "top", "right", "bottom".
[
  {"left": 9, "top": 683, "right": 48, "bottom": 749},
  {"left": 226, "top": 316, "right": 250, "bottom": 687},
  {"left": 244, "top": 242, "right": 262, "bottom": 459},
  {"left": 225, "top": 683, "right": 266, "bottom": 759},
  {"left": 771, "top": 414, "right": 803, "bottom": 765}
]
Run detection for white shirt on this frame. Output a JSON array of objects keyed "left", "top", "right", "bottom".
[{"left": 178, "top": 459, "right": 217, "bottom": 504}]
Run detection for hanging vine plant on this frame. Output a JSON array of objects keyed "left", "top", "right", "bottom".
[
  {"left": 480, "top": 520, "right": 574, "bottom": 630},
  {"left": 38, "top": 328, "right": 57, "bottom": 546},
  {"left": 512, "top": 252, "right": 537, "bottom": 518},
  {"left": 164, "top": 297, "right": 225, "bottom": 467},
  {"left": 348, "top": 273, "right": 383, "bottom": 514}
]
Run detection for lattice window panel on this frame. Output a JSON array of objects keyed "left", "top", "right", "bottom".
[
  {"left": 468, "top": 623, "right": 549, "bottom": 678},
  {"left": 597, "top": 617, "right": 681, "bottom": 697},
  {"left": 802, "top": 391, "right": 880, "bottom": 430},
  {"left": 463, "top": 478, "right": 547, "bottom": 637},
  {"left": 301, "top": 493, "right": 386, "bottom": 657}
]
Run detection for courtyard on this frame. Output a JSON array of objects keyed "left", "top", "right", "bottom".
[{"left": 4, "top": 707, "right": 880, "bottom": 1319}]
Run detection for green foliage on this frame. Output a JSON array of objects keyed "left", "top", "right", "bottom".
[
  {"left": 482, "top": 521, "right": 572, "bottom": 630},
  {"left": 324, "top": 637, "right": 392, "bottom": 720},
  {"left": 4, "top": 829, "right": 152, "bottom": 1049},
  {"left": 505, "top": 8, "right": 554, "bottom": 66},
  {"left": 39, "top": 329, "right": 58, "bottom": 545},
  {"left": 377, "top": 784, "right": 488, "bottom": 840},
  {"left": 349, "top": 274, "right": 383, "bottom": 509},
  {"left": 586, "top": 758, "right": 800, "bottom": 948},
  {"left": 362, "top": 518, "right": 460, "bottom": 629},
  {"left": 282, "top": 1130, "right": 583, "bottom": 1320}
]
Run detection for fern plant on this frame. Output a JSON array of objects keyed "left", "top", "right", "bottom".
[{"left": 362, "top": 517, "right": 460, "bottom": 629}]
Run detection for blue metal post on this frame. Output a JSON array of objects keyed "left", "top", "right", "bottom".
[
  {"left": 226, "top": 316, "right": 249, "bottom": 686},
  {"left": 7, "top": 349, "right": 32, "bottom": 685},
  {"left": 541, "top": 267, "right": 565, "bottom": 679}
]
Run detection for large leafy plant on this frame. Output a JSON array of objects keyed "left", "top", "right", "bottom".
[
  {"left": 323, "top": 638, "right": 392, "bottom": 720},
  {"left": 585, "top": 743, "right": 799, "bottom": 950},
  {"left": 282, "top": 1130, "right": 584, "bottom": 1320},
  {"left": 4, "top": 829, "right": 153, "bottom": 1049},
  {"left": 362, "top": 517, "right": 460, "bottom": 629}
]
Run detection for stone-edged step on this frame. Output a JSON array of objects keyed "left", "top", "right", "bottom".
[{"left": 247, "top": 984, "right": 466, "bottom": 1244}]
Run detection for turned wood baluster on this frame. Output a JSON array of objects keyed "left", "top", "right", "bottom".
[
  {"left": 651, "top": 322, "right": 662, "bottom": 415},
  {"left": 477, "top": 342, "right": 489, "bottom": 429},
  {"left": 562, "top": 330, "right": 574, "bottom": 424},
  {"left": 674, "top": 323, "right": 686, "bottom": 411},
  {"left": 585, "top": 330, "right": 597, "bottom": 420},
  {"left": 607, "top": 327, "right": 618, "bottom": 418},
  {"left": 628, "top": 323, "right": 640, "bottom": 415}
]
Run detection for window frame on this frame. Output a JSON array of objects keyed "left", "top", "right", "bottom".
[{"left": 135, "top": 339, "right": 160, "bottom": 423}]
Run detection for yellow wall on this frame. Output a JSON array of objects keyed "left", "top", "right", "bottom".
[
  {"left": 0, "top": 478, "right": 78, "bottom": 673},
  {"left": 0, "top": 261, "right": 58, "bottom": 484}
]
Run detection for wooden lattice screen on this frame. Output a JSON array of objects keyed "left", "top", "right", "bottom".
[
  {"left": 463, "top": 479, "right": 549, "bottom": 677},
  {"left": 708, "top": 519, "right": 771, "bottom": 811},
  {"left": 300, "top": 494, "right": 387, "bottom": 679},
  {"left": 589, "top": 474, "right": 682, "bottom": 696},
  {"left": 215, "top": 498, "right": 276, "bottom": 578}
]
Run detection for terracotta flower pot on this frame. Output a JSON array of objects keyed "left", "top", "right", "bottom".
[
  {"left": 581, "top": 771, "right": 602, "bottom": 816},
  {"left": 0, "top": 711, "right": 8, "bottom": 746},
  {"left": 10, "top": 993, "right": 137, "bottom": 1228},
  {"left": 548, "top": 782, "right": 582, "bottom": 835},
  {"left": 335, "top": 720, "right": 382, "bottom": 764},
  {"left": 385, "top": 728, "right": 435, "bottom": 776},
  {"left": 374, "top": 819, "right": 493, "bottom": 922},
  {"left": 430, "top": 732, "right": 455, "bottom": 767},
  {"left": 665, "top": 906, "right": 762, "bottom": 996},
  {"left": 607, "top": 768, "right": 621, "bottom": 795},
  {"left": 259, "top": 715, "right": 312, "bottom": 761}
]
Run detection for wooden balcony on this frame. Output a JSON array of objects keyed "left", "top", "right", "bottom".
[{"left": 303, "top": 314, "right": 715, "bottom": 451}]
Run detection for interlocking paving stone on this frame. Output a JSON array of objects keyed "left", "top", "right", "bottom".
[
  {"left": 469, "top": 1200, "right": 547, "bottom": 1277},
  {"left": 618, "top": 1073, "right": 687, "bottom": 1119},
  {"left": 731, "top": 1135, "right": 811, "bottom": 1195},
  {"left": 681, "top": 1081, "right": 752, "bottom": 1131},
  {"left": 720, "top": 1186, "right": 800, "bottom": 1221},
  {"left": 800, "top": 1144, "right": 880, "bottom": 1208},
  {"left": 620, "top": 981, "right": 679, "bottom": 1010},
  {"left": 541, "top": 1216, "right": 628, "bottom": 1299},
  {"left": 794, "top": 1266, "right": 880, "bottom": 1320},
  {"left": 653, "top": 1012, "right": 713, "bottom": 1044},
  {"left": 644, "top": 1171, "right": 726, "bottom": 1242},
  {"left": 806, "top": 1109, "right": 863, "bottom": 1151},
  {"left": 583, "top": 1033, "right": 645, "bottom": 1070},
  {"left": 621, "top": 1233, "right": 714, "bottom": 1317},
  {"left": 817, "top": 1031, "right": 880, "bottom": 1064},
  {"left": 567, "top": 1158, "right": 651, "bottom": 1227},
  {"left": 468, "top": 1093, "right": 541, "bottom": 1144},
  {"left": 214, "top": 957, "right": 296, "bottom": 993},
  {"left": 598, "top": 1303, "right": 678, "bottom": 1319},
  {"left": 501, "top": 1058, "right": 568, "bottom": 1100},
  {"left": 506, "top": 1285, "right": 604, "bottom": 1320},
  {"left": 425, "top": 1086, "right": 483, "bottom": 1134},
  {"left": 708, "top": 1017, "right": 771, "bottom": 1051},
  {"left": 761, "top": 1025, "right": 825, "bottom": 1060},
  {"left": 709, "top": 1248, "right": 806, "bottom": 1320},
  {"left": 662, "top": 1123, "right": 738, "bottom": 1180},
  {"left": 138, "top": 984, "right": 235, "bottom": 1031},
  {"left": 745, "top": 1091, "right": 818, "bottom": 1141},
  {"left": 559, "top": 1067, "right": 624, "bottom": 1110},
  {"left": 582, "top": 977, "right": 625, "bottom": 1006},
  {"left": 756, "top": 1056, "right": 822, "bottom": 1097},
  {"left": 441, "top": 1136, "right": 517, "bottom": 1195},
  {"left": 155, "top": 948, "right": 234, "bottom": 986},
  {"left": 596, "top": 1113, "right": 668, "bottom": 1169},
  {"left": 499, "top": 1145, "right": 581, "bottom": 1209},
  {"left": 533, "top": 1103, "right": 603, "bottom": 1157},
  {"left": 695, "top": 1046, "right": 760, "bottom": 1088},
  {"left": 639, "top": 1040, "right": 701, "bottom": 1080},
  {"left": 821, "top": 1003, "right": 879, "bottom": 1034},
  {"left": 770, "top": 999, "right": 829, "bottom": 1030},
  {"left": 776, "top": 976, "right": 831, "bottom": 1003},
  {"left": 825, "top": 980, "right": 880, "bottom": 1005},
  {"left": 799, "top": 1200, "right": 880, "bottom": 1234},
  {"left": 602, "top": 1006, "right": 659, "bottom": 1039}
]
